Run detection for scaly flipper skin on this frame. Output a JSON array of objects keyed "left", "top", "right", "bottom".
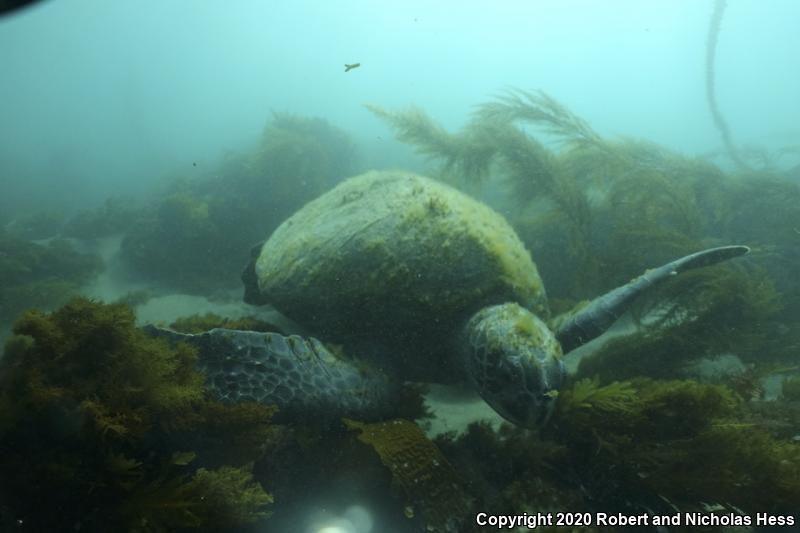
[
  {"left": 554, "top": 245, "right": 750, "bottom": 353},
  {"left": 143, "top": 326, "right": 396, "bottom": 423}
]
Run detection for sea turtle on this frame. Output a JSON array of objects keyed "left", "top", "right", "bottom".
[{"left": 148, "top": 170, "right": 749, "bottom": 428}]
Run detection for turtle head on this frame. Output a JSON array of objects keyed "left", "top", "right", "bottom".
[{"left": 462, "top": 303, "right": 564, "bottom": 428}]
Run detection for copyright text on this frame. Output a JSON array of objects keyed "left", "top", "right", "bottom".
[{"left": 475, "top": 511, "right": 796, "bottom": 529}]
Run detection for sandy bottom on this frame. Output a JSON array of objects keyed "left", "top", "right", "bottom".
[
  {"left": 418, "top": 384, "right": 505, "bottom": 438},
  {"left": 75, "top": 236, "right": 296, "bottom": 329}
]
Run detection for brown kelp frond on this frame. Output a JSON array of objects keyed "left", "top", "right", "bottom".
[
  {"left": 366, "top": 104, "right": 457, "bottom": 161},
  {"left": 366, "top": 103, "right": 495, "bottom": 183},
  {"left": 476, "top": 89, "right": 603, "bottom": 148},
  {"left": 369, "top": 96, "right": 600, "bottom": 297},
  {"left": 345, "top": 418, "right": 472, "bottom": 532},
  {"left": 481, "top": 119, "right": 563, "bottom": 202},
  {"left": 606, "top": 170, "right": 705, "bottom": 250},
  {"left": 705, "top": 0, "right": 750, "bottom": 170}
]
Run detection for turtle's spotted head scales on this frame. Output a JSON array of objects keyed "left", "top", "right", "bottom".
[{"left": 463, "top": 303, "right": 564, "bottom": 428}]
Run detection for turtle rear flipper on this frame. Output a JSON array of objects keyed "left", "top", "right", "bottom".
[
  {"left": 554, "top": 245, "right": 750, "bottom": 353},
  {"left": 144, "top": 326, "right": 397, "bottom": 423}
]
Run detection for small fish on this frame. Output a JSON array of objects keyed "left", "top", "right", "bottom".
[{"left": 344, "top": 63, "right": 361, "bottom": 72}]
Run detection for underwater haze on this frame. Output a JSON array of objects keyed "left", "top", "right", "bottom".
[
  {"left": 2, "top": 1, "right": 800, "bottom": 532},
  {"left": 1, "top": 0, "right": 799, "bottom": 216}
]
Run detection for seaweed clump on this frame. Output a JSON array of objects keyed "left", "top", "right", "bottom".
[
  {"left": 425, "top": 377, "right": 799, "bottom": 529},
  {"left": 0, "top": 230, "right": 103, "bottom": 324},
  {"left": 552, "top": 377, "right": 800, "bottom": 513},
  {"left": 120, "top": 113, "right": 359, "bottom": 293},
  {"left": 4, "top": 210, "right": 64, "bottom": 240},
  {"left": 782, "top": 375, "right": 800, "bottom": 402},
  {"left": 120, "top": 193, "right": 235, "bottom": 292},
  {"left": 0, "top": 298, "right": 275, "bottom": 532},
  {"left": 169, "top": 313, "right": 285, "bottom": 335},
  {"left": 575, "top": 265, "right": 782, "bottom": 383},
  {"left": 433, "top": 422, "right": 581, "bottom": 528},
  {"left": 62, "top": 196, "right": 142, "bottom": 240}
]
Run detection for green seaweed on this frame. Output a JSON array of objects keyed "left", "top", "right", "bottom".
[
  {"left": 169, "top": 313, "right": 284, "bottom": 335},
  {"left": 0, "top": 298, "right": 274, "bottom": 531},
  {"left": 121, "top": 193, "right": 238, "bottom": 291},
  {"left": 551, "top": 378, "right": 799, "bottom": 513},
  {"left": 119, "top": 113, "right": 360, "bottom": 293},
  {"left": 427, "top": 377, "right": 799, "bottom": 526},
  {"left": 782, "top": 375, "right": 800, "bottom": 401},
  {"left": 62, "top": 196, "right": 142, "bottom": 240},
  {"left": 0, "top": 231, "right": 104, "bottom": 324},
  {"left": 5, "top": 210, "right": 65, "bottom": 240},
  {"left": 576, "top": 265, "right": 782, "bottom": 383}
]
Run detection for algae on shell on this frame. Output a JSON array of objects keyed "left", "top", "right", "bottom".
[{"left": 253, "top": 170, "right": 547, "bottom": 380}]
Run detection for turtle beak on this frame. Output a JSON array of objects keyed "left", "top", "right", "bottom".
[
  {"left": 536, "top": 363, "right": 565, "bottom": 426},
  {"left": 497, "top": 357, "right": 564, "bottom": 428}
]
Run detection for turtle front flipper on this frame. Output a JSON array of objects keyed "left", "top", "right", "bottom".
[
  {"left": 143, "top": 326, "right": 398, "bottom": 423},
  {"left": 554, "top": 245, "right": 750, "bottom": 353}
]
